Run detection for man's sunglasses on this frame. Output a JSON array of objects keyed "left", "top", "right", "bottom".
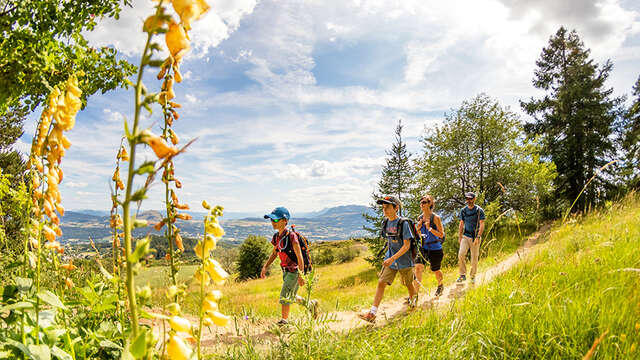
[
  {"left": 270, "top": 218, "right": 282, "bottom": 223},
  {"left": 420, "top": 200, "right": 430, "bottom": 205}
]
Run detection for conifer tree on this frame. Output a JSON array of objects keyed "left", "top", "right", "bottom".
[
  {"left": 622, "top": 75, "right": 640, "bottom": 187},
  {"left": 521, "top": 27, "right": 622, "bottom": 211},
  {"left": 362, "top": 120, "right": 413, "bottom": 267}
]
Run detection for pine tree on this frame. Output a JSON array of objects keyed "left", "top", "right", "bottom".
[
  {"left": 362, "top": 120, "right": 413, "bottom": 267},
  {"left": 622, "top": 75, "right": 640, "bottom": 187},
  {"left": 520, "top": 27, "right": 622, "bottom": 211}
]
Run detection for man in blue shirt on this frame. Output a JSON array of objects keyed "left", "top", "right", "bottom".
[
  {"left": 358, "top": 195, "right": 417, "bottom": 323},
  {"left": 457, "top": 192, "right": 485, "bottom": 284}
]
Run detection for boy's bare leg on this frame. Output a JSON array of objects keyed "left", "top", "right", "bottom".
[
  {"left": 281, "top": 304, "right": 291, "bottom": 320},
  {"left": 372, "top": 281, "right": 387, "bottom": 307}
]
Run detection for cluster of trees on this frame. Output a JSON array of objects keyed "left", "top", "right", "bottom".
[{"left": 364, "top": 27, "right": 640, "bottom": 266}]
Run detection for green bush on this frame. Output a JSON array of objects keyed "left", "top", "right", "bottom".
[{"left": 236, "top": 235, "right": 271, "bottom": 281}]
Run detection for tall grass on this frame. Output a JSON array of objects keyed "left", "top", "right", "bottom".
[{"left": 220, "top": 193, "right": 640, "bottom": 359}]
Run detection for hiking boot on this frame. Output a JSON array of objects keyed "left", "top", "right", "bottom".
[
  {"left": 276, "top": 319, "right": 289, "bottom": 327},
  {"left": 408, "top": 296, "right": 418, "bottom": 309},
  {"left": 308, "top": 299, "right": 319, "bottom": 319},
  {"left": 435, "top": 284, "right": 444, "bottom": 297},
  {"left": 470, "top": 277, "right": 476, "bottom": 284},
  {"left": 456, "top": 275, "right": 466, "bottom": 283},
  {"left": 404, "top": 296, "right": 411, "bottom": 304},
  {"left": 358, "top": 312, "right": 376, "bottom": 323}
]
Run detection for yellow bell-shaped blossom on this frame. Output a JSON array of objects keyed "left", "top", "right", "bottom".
[
  {"left": 205, "top": 221, "right": 224, "bottom": 238},
  {"left": 169, "top": 316, "right": 192, "bottom": 333},
  {"left": 43, "top": 225, "right": 56, "bottom": 242},
  {"left": 193, "top": 268, "right": 210, "bottom": 284},
  {"left": 202, "top": 299, "right": 218, "bottom": 312},
  {"left": 204, "top": 258, "right": 228, "bottom": 285},
  {"left": 205, "top": 311, "right": 229, "bottom": 327},
  {"left": 140, "top": 129, "right": 179, "bottom": 159},
  {"left": 166, "top": 22, "right": 190, "bottom": 62},
  {"left": 167, "top": 334, "right": 193, "bottom": 360},
  {"left": 171, "top": 0, "right": 210, "bottom": 30},
  {"left": 205, "top": 289, "right": 223, "bottom": 301}
]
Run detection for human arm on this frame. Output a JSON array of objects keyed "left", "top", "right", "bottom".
[
  {"left": 474, "top": 220, "right": 485, "bottom": 246},
  {"left": 383, "top": 238, "right": 411, "bottom": 267},
  {"left": 260, "top": 248, "right": 277, "bottom": 278},
  {"left": 427, "top": 215, "right": 444, "bottom": 239}
]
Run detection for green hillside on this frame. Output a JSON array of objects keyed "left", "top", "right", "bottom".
[{"left": 221, "top": 194, "right": 640, "bottom": 359}]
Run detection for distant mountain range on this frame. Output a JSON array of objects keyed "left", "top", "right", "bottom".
[{"left": 60, "top": 205, "right": 376, "bottom": 245}]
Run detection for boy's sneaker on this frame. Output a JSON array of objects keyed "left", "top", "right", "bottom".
[
  {"left": 308, "top": 299, "right": 319, "bottom": 319},
  {"left": 358, "top": 312, "right": 376, "bottom": 323},
  {"left": 456, "top": 275, "right": 466, "bottom": 283},
  {"left": 435, "top": 284, "right": 444, "bottom": 297},
  {"left": 408, "top": 296, "right": 418, "bottom": 309},
  {"left": 276, "top": 319, "right": 289, "bottom": 326}
]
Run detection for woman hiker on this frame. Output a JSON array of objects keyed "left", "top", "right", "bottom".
[{"left": 413, "top": 194, "right": 445, "bottom": 297}]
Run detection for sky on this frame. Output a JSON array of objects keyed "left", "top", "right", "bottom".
[{"left": 14, "top": 0, "right": 640, "bottom": 215}]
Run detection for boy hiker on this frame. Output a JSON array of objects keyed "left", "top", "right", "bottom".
[
  {"left": 260, "top": 207, "right": 318, "bottom": 325},
  {"left": 358, "top": 195, "right": 417, "bottom": 323},
  {"left": 457, "top": 192, "right": 485, "bottom": 284}
]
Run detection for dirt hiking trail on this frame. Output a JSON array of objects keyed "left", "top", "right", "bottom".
[{"left": 151, "top": 225, "right": 551, "bottom": 352}]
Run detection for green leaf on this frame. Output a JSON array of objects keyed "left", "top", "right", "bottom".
[
  {"left": 4, "top": 338, "right": 33, "bottom": 358},
  {"left": 27, "top": 344, "right": 51, "bottom": 360},
  {"left": 129, "top": 331, "right": 147, "bottom": 358},
  {"left": 0, "top": 301, "right": 33, "bottom": 312},
  {"left": 37, "top": 290, "right": 67, "bottom": 310},
  {"left": 51, "top": 346, "right": 72, "bottom": 360},
  {"left": 147, "top": 59, "right": 164, "bottom": 67},
  {"left": 134, "top": 161, "right": 156, "bottom": 175}
]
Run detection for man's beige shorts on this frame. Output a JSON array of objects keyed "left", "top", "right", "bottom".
[{"left": 379, "top": 266, "right": 414, "bottom": 286}]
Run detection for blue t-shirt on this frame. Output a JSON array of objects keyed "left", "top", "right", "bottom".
[
  {"left": 459, "top": 205, "right": 486, "bottom": 238},
  {"left": 420, "top": 221, "right": 443, "bottom": 251},
  {"left": 384, "top": 218, "right": 414, "bottom": 269}
]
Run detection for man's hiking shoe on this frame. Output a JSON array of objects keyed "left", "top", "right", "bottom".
[
  {"left": 276, "top": 319, "right": 289, "bottom": 326},
  {"left": 404, "top": 296, "right": 411, "bottom": 304},
  {"left": 408, "top": 296, "right": 418, "bottom": 310},
  {"left": 470, "top": 277, "right": 476, "bottom": 284},
  {"left": 456, "top": 275, "right": 466, "bottom": 283},
  {"left": 308, "top": 299, "right": 319, "bottom": 319},
  {"left": 435, "top": 284, "right": 444, "bottom": 297},
  {"left": 358, "top": 312, "right": 376, "bottom": 323}
]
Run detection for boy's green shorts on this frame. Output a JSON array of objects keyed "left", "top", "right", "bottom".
[{"left": 280, "top": 270, "right": 300, "bottom": 305}]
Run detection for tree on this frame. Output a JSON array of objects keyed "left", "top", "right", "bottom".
[
  {"left": 622, "top": 75, "right": 640, "bottom": 187},
  {"left": 236, "top": 235, "right": 271, "bottom": 281},
  {"left": 521, "top": 27, "right": 623, "bottom": 211},
  {"left": 0, "top": 0, "right": 136, "bottom": 114},
  {"left": 415, "top": 94, "right": 556, "bottom": 219},
  {"left": 362, "top": 120, "right": 413, "bottom": 267}
]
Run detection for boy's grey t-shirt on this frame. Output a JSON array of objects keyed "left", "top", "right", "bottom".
[
  {"left": 459, "top": 205, "right": 486, "bottom": 238},
  {"left": 384, "top": 218, "right": 415, "bottom": 269}
]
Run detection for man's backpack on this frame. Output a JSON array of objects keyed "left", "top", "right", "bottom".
[
  {"left": 418, "top": 213, "right": 445, "bottom": 246},
  {"left": 378, "top": 217, "right": 421, "bottom": 260},
  {"left": 272, "top": 224, "right": 313, "bottom": 274}
]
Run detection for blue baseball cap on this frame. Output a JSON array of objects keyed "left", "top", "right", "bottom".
[{"left": 264, "top": 207, "right": 290, "bottom": 221}]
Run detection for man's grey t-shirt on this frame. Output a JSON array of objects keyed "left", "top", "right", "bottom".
[
  {"left": 384, "top": 218, "right": 414, "bottom": 270},
  {"left": 459, "top": 205, "right": 486, "bottom": 238}
]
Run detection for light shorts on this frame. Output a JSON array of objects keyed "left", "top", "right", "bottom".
[
  {"left": 279, "top": 270, "right": 300, "bottom": 305},
  {"left": 378, "top": 266, "right": 414, "bottom": 286}
]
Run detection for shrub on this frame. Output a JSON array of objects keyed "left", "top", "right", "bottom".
[{"left": 236, "top": 235, "right": 271, "bottom": 281}]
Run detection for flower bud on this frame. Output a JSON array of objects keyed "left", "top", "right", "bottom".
[{"left": 169, "top": 316, "right": 192, "bottom": 333}]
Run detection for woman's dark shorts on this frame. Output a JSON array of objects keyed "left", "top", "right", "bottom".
[{"left": 415, "top": 248, "right": 443, "bottom": 271}]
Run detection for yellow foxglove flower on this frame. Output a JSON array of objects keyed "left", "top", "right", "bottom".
[
  {"left": 202, "top": 299, "right": 218, "bottom": 312},
  {"left": 206, "top": 311, "right": 229, "bottom": 327},
  {"left": 206, "top": 221, "right": 224, "bottom": 238},
  {"left": 201, "top": 200, "right": 210, "bottom": 210},
  {"left": 193, "top": 268, "right": 211, "bottom": 284},
  {"left": 176, "top": 213, "right": 192, "bottom": 220},
  {"left": 43, "top": 225, "right": 56, "bottom": 242},
  {"left": 119, "top": 146, "right": 129, "bottom": 161},
  {"left": 204, "top": 259, "right": 228, "bottom": 284},
  {"left": 65, "top": 277, "right": 74, "bottom": 289},
  {"left": 166, "top": 22, "right": 190, "bottom": 62},
  {"left": 53, "top": 225, "right": 62, "bottom": 237},
  {"left": 60, "top": 263, "right": 76, "bottom": 271},
  {"left": 205, "top": 289, "right": 223, "bottom": 301},
  {"left": 169, "top": 129, "right": 179, "bottom": 145},
  {"left": 175, "top": 233, "right": 184, "bottom": 252},
  {"left": 140, "top": 129, "right": 179, "bottom": 159},
  {"left": 203, "top": 234, "right": 216, "bottom": 252},
  {"left": 167, "top": 335, "right": 193, "bottom": 360},
  {"left": 169, "top": 316, "right": 192, "bottom": 333},
  {"left": 172, "top": 0, "right": 210, "bottom": 30}
]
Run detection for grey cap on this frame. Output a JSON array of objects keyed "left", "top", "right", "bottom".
[
  {"left": 464, "top": 192, "right": 476, "bottom": 199},
  {"left": 376, "top": 195, "right": 402, "bottom": 208}
]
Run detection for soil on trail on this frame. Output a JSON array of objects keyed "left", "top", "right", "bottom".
[{"left": 151, "top": 225, "right": 550, "bottom": 352}]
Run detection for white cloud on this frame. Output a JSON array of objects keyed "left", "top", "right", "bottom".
[
  {"left": 65, "top": 182, "right": 89, "bottom": 188},
  {"left": 185, "top": 94, "right": 198, "bottom": 104}
]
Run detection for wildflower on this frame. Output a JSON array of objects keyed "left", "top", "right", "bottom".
[
  {"left": 165, "top": 22, "right": 190, "bottom": 62},
  {"left": 169, "top": 129, "right": 179, "bottom": 145},
  {"left": 60, "top": 263, "right": 77, "bottom": 271},
  {"left": 206, "top": 311, "right": 229, "bottom": 327},
  {"left": 154, "top": 219, "right": 167, "bottom": 231},
  {"left": 167, "top": 334, "right": 193, "bottom": 360},
  {"left": 193, "top": 268, "right": 210, "bottom": 284},
  {"left": 55, "top": 202, "right": 65, "bottom": 216},
  {"left": 206, "top": 221, "right": 224, "bottom": 238},
  {"left": 202, "top": 299, "right": 218, "bottom": 312},
  {"left": 43, "top": 225, "right": 56, "bottom": 242},
  {"left": 193, "top": 241, "right": 209, "bottom": 259},
  {"left": 169, "top": 316, "right": 192, "bottom": 333},
  {"left": 65, "top": 278, "right": 74, "bottom": 289},
  {"left": 140, "top": 129, "right": 179, "bottom": 159},
  {"left": 171, "top": 0, "right": 210, "bottom": 30},
  {"left": 174, "top": 179, "right": 182, "bottom": 188},
  {"left": 204, "top": 258, "right": 228, "bottom": 285},
  {"left": 44, "top": 241, "right": 62, "bottom": 253},
  {"left": 143, "top": 14, "right": 166, "bottom": 33},
  {"left": 201, "top": 200, "right": 210, "bottom": 209},
  {"left": 176, "top": 213, "right": 192, "bottom": 220},
  {"left": 118, "top": 146, "right": 129, "bottom": 161},
  {"left": 175, "top": 202, "right": 190, "bottom": 210},
  {"left": 203, "top": 234, "right": 216, "bottom": 251},
  {"left": 175, "top": 233, "right": 184, "bottom": 251},
  {"left": 205, "top": 289, "right": 223, "bottom": 301},
  {"left": 29, "top": 237, "right": 39, "bottom": 249},
  {"left": 167, "top": 302, "right": 181, "bottom": 315}
]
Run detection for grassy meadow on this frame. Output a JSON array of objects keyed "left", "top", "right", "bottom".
[{"left": 215, "top": 194, "right": 640, "bottom": 359}]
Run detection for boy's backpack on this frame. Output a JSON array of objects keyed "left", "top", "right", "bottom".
[
  {"left": 418, "top": 213, "right": 445, "bottom": 246},
  {"left": 378, "top": 217, "right": 421, "bottom": 260},
  {"left": 272, "top": 224, "right": 313, "bottom": 274}
]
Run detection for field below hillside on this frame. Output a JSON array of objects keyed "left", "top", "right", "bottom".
[{"left": 214, "top": 194, "right": 640, "bottom": 359}]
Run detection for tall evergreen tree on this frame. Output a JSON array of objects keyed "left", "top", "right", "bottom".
[
  {"left": 622, "top": 75, "right": 640, "bottom": 187},
  {"left": 362, "top": 120, "right": 413, "bottom": 267},
  {"left": 521, "top": 27, "right": 622, "bottom": 211}
]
